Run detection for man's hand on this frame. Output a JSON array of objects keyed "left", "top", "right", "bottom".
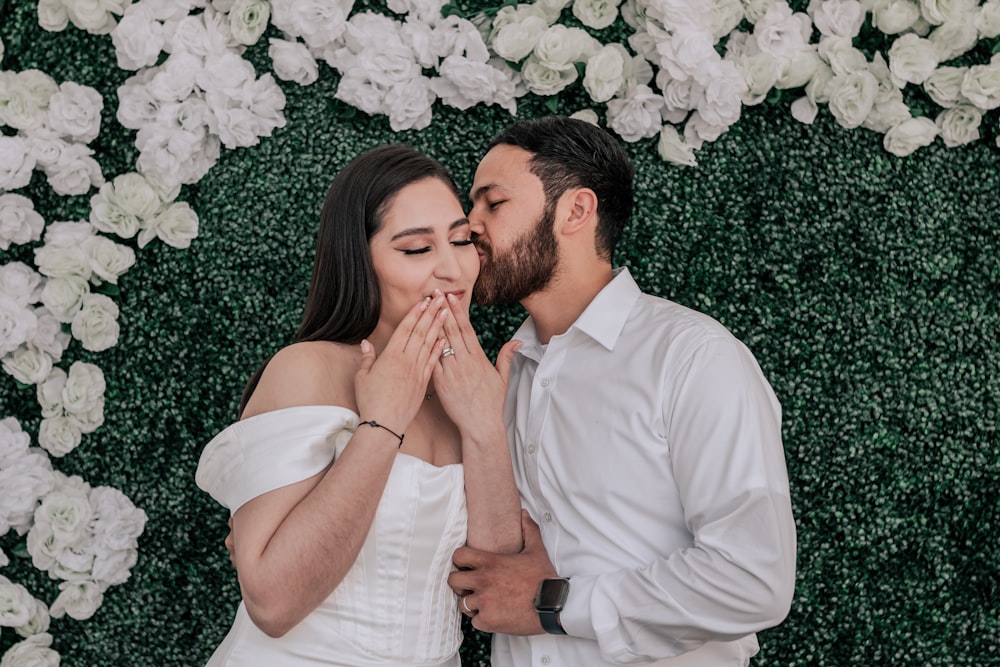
[{"left": 449, "top": 510, "right": 559, "bottom": 635}]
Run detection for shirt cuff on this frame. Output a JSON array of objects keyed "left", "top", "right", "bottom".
[{"left": 558, "top": 574, "right": 599, "bottom": 640}]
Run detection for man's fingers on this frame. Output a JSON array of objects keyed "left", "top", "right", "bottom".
[
  {"left": 495, "top": 339, "right": 523, "bottom": 386},
  {"left": 452, "top": 544, "right": 488, "bottom": 570}
]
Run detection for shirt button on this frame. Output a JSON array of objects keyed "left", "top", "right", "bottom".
[
  {"left": 540, "top": 377, "right": 551, "bottom": 387},
  {"left": 541, "top": 657, "right": 551, "bottom": 665},
  {"left": 543, "top": 512, "right": 552, "bottom": 523},
  {"left": 527, "top": 443, "right": 537, "bottom": 455}
]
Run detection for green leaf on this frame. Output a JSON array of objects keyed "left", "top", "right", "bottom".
[
  {"left": 544, "top": 96, "right": 560, "bottom": 114},
  {"left": 95, "top": 282, "right": 122, "bottom": 297}
]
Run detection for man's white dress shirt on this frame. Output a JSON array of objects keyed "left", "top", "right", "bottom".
[{"left": 492, "top": 268, "right": 797, "bottom": 667}]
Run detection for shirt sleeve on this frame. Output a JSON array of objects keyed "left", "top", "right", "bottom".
[{"left": 558, "top": 334, "right": 797, "bottom": 663}]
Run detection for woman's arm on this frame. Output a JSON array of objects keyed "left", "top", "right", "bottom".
[
  {"left": 231, "top": 297, "right": 447, "bottom": 637},
  {"left": 434, "top": 293, "right": 523, "bottom": 554}
]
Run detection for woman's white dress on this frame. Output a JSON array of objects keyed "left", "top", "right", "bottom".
[{"left": 196, "top": 406, "right": 468, "bottom": 667}]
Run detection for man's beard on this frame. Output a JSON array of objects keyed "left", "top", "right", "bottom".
[{"left": 473, "top": 203, "right": 559, "bottom": 306}]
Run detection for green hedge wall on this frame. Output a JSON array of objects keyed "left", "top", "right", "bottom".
[{"left": 1, "top": 0, "right": 998, "bottom": 665}]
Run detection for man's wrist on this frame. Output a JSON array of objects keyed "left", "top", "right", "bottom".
[{"left": 534, "top": 578, "right": 570, "bottom": 635}]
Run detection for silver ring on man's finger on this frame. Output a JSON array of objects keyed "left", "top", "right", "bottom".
[
  {"left": 441, "top": 347, "right": 456, "bottom": 359},
  {"left": 461, "top": 595, "right": 475, "bottom": 615}
]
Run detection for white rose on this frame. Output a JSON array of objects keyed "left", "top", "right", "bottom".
[
  {"left": 15, "top": 596, "right": 51, "bottom": 638},
  {"left": 0, "top": 71, "right": 57, "bottom": 132},
  {"left": 0, "top": 449, "right": 54, "bottom": 535},
  {"left": 29, "top": 307, "right": 71, "bottom": 362},
  {"left": 712, "top": 0, "right": 746, "bottom": 40},
  {"left": 573, "top": 0, "right": 620, "bottom": 29},
  {"left": 71, "top": 293, "right": 121, "bottom": 352},
  {"left": 34, "top": 485, "right": 93, "bottom": 547},
  {"left": 936, "top": 104, "right": 981, "bottom": 146},
  {"left": 920, "top": 0, "right": 978, "bottom": 25},
  {"left": 656, "top": 28, "right": 718, "bottom": 81},
  {"left": 333, "top": 74, "right": 384, "bottom": 114},
  {"left": 1, "top": 345, "right": 53, "bottom": 385},
  {"left": 977, "top": 1, "right": 1000, "bottom": 38},
  {"left": 960, "top": 62, "right": 1000, "bottom": 109},
  {"left": 34, "top": 244, "right": 91, "bottom": 280},
  {"left": 116, "top": 72, "right": 160, "bottom": 130},
  {"left": 83, "top": 235, "right": 137, "bottom": 284},
  {"left": 111, "top": 6, "right": 167, "bottom": 70},
  {"left": 533, "top": 24, "right": 599, "bottom": 68},
  {"left": 818, "top": 35, "right": 868, "bottom": 76},
  {"left": 107, "top": 173, "right": 165, "bottom": 222},
  {"left": 888, "top": 33, "right": 939, "bottom": 84},
  {"left": 753, "top": 3, "right": 812, "bottom": 58},
  {"left": 40, "top": 276, "right": 90, "bottom": 323},
  {"left": 67, "top": 400, "right": 105, "bottom": 434},
  {"left": 929, "top": 17, "right": 978, "bottom": 61},
  {"left": 91, "top": 486, "right": 147, "bottom": 551},
  {"left": 61, "top": 360, "right": 106, "bottom": 415},
  {"left": 743, "top": 0, "right": 779, "bottom": 23},
  {"left": 0, "top": 417, "right": 31, "bottom": 456},
  {"left": 0, "top": 261, "right": 42, "bottom": 307},
  {"left": 923, "top": 66, "right": 968, "bottom": 107},
  {"left": 872, "top": 0, "right": 921, "bottom": 33},
  {"left": 90, "top": 185, "right": 146, "bottom": 240},
  {"left": 777, "top": 46, "right": 823, "bottom": 89},
  {"left": 808, "top": 0, "right": 865, "bottom": 37},
  {"left": 521, "top": 56, "right": 579, "bottom": 95},
  {"left": 682, "top": 110, "right": 728, "bottom": 149},
  {"left": 790, "top": 95, "right": 819, "bottom": 123},
  {"left": 0, "top": 632, "right": 59, "bottom": 667},
  {"left": 658, "top": 70, "right": 696, "bottom": 120},
  {"left": 0, "top": 136, "right": 36, "bottom": 191},
  {"left": 229, "top": 0, "right": 270, "bottom": 45},
  {"left": 148, "top": 53, "right": 202, "bottom": 103},
  {"left": 66, "top": 0, "right": 121, "bottom": 33},
  {"left": 23, "top": 127, "right": 69, "bottom": 169},
  {"left": 883, "top": 116, "right": 938, "bottom": 155},
  {"left": 693, "top": 58, "right": 746, "bottom": 127},
  {"left": 91, "top": 545, "right": 139, "bottom": 587},
  {"left": 0, "top": 296, "right": 38, "bottom": 356},
  {"left": 491, "top": 15, "right": 548, "bottom": 62},
  {"left": 0, "top": 577, "right": 34, "bottom": 626},
  {"left": 383, "top": 76, "right": 436, "bottom": 132},
  {"left": 136, "top": 200, "right": 197, "bottom": 250},
  {"left": 38, "top": 416, "right": 83, "bottom": 458},
  {"left": 569, "top": 108, "right": 600, "bottom": 124},
  {"left": 47, "top": 82, "right": 103, "bottom": 143},
  {"left": 607, "top": 84, "right": 666, "bottom": 142},
  {"left": 268, "top": 38, "right": 319, "bottom": 85},
  {"left": 657, "top": 123, "right": 697, "bottom": 166},
  {"left": 48, "top": 579, "right": 105, "bottom": 621},
  {"left": 734, "top": 51, "right": 782, "bottom": 105},
  {"left": 37, "top": 367, "right": 67, "bottom": 418},
  {"left": 584, "top": 44, "right": 628, "bottom": 103},
  {"left": 241, "top": 73, "right": 287, "bottom": 136},
  {"left": 429, "top": 15, "right": 491, "bottom": 63},
  {"left": 37, "top": 0, "right": 70, "bottom": 31},
  {"left": 431, "top": 56, "right": 513, "bottom": 110},
  {"left": 0, "top": 194, "right": 45, "bottom": 250},
  {"left": 271, "top": 0, "right": 351, "bottom": 51},
  {"left": 826, "top": 70, "right": 879, "bottom": 128},
  {"left": 44, "top": 143, "right": 104, "bottom": 196}
]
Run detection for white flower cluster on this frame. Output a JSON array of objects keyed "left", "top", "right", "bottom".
[
  {"left": 91, "top": 172, "right": 199, "bottom": 249},
  {"left": 112, "top": 0, "right": 287, "bottom": 188},
  {"left": 0, "top": 262, "right": 70, "bottom": 386},
  {"left": 0, "top": 575, "right": 51, "bottom": 640},
  {"left": 26, "top": 470, "right": 148, "bottom": 620},
  {"left": 36, "top": 362, "right": 106, "bottom": 458},
  {"left": 37, "top": 0, "right": 130, "bottom": 34},
  {"left": 266, "top": 0, "right": 521, "bottom": 131},
  {"left": 0, "top": 70, "right": 105, "bottom": 195}
]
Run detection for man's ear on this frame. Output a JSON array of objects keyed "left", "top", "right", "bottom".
[{"left": 557, "top": 187, "right": 598, "bottom": 238}]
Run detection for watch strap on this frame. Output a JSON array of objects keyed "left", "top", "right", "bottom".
[{"left": 538, "top": 610, "right": 567, "bottom": 635}]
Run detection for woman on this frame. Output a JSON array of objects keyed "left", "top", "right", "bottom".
[{"left": 195, "top": 145, "right": 523, "bottom": 666}]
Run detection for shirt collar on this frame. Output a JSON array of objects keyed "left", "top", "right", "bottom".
[{"left": 513, "top": 267, "right": 640, "bottom": 354}]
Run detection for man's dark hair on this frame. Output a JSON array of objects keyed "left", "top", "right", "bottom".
[{"left": 488, "top": 116, "right": 634, "bottom": 261}]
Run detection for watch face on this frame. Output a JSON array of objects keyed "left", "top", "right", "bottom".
[{"left": 536, "top": 578, "right": 570, "bottom": 611}]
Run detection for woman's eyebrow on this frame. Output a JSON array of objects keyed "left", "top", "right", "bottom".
[{"left": 389, "top": 217, "right": 469, "bottom": 242}]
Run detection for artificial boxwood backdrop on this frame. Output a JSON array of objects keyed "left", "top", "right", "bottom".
[{"left": 1, "top": 0, "right": 998, "bottom": 664}]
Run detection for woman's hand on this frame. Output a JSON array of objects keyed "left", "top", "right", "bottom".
[
  {"left": 432, "top": 291, "right": 521, "bottom": 440},
  {"left": 354, "top": 294, "right": 447, "bottom": 435}
]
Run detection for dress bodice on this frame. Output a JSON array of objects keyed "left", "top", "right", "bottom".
[{"left": 196, "top": 406, "right": 467, "bottom": 667}]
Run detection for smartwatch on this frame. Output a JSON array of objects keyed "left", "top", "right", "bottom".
[{"left": 534, "top": 578, "right": 570, "bottom": 635}]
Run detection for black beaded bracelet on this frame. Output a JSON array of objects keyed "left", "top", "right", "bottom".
[{"left": 359, "top": 420, "right": 404, "bottom": 448}]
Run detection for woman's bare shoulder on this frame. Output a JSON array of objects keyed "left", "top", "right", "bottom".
[{"left": 242, "top": 341, "right": 360, "bottom": 418}]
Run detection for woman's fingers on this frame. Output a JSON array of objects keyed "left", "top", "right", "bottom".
[{"left": 445, "top": 293, "right": 479, "bottom": 354}]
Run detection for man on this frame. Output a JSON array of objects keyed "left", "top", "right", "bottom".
[{"left": 449, "top": 116, "right": 797, "bottom": 666}]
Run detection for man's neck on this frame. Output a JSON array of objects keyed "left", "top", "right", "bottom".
[{"left": 520, "top": 263, "right": 614, "bottom": 344}]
